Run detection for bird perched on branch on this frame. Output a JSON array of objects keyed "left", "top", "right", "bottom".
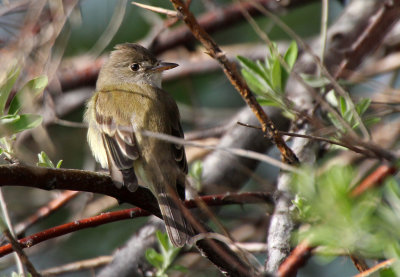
[{"left": 85, "top": 43, "right": 190, "bottom": 247}]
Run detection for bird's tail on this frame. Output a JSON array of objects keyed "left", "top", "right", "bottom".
[{"left": 155, "top": 186, "right": 190, "bottom": 247}]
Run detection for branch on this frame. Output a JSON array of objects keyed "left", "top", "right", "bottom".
[
  {"left": 97, "top": 218, "right": 163, "bottom": 277},
  {"left": 0, "top": 207, "right": 150, "bottom": 258},
  {"left": 168, "top": 0, "right": 298, "bottom": 164},
  {"left": 0, "top": 164, "right": 270, "bottom": 276},
  {"left": 0, "top": 191, "right": 273, "bottom": 259},
  {"left": 334, "top": 0, "right": 400, "bottom": 79}
]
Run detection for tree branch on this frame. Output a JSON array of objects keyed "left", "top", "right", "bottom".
[
  {"left": 0, "top": 164, "right": 270, "bottom": 276},
  {"left": 169, "top": 0, "right": 298, "bottom": 164}
]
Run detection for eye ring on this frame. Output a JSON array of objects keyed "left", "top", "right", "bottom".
[{"left": 130, "top": 63, "right": 140, "bottom": 71}]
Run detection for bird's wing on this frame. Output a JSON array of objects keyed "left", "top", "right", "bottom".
[
  {"left": 169, "top": 107, "right": 188, "bottom": 200},
  {"left": 95, "top": 103, "right": 139, "bottom": 192},
  {"left": 171, "top": 122, "right": 187, "bottom": 174}
]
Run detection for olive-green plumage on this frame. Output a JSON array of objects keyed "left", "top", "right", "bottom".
[{"left": 85, "top": 43, "right": 189, "bottom": 247}]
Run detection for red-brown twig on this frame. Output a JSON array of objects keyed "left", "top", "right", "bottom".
[
  {"left": 0, "top": 192, "right": 272, "bottom": 258},
  {"left": 0, "top": 207, "right": 149, "bottom": 257},
  {"left": 351, "top": 165, "right": 398, "bottom": 197},
  {"left": 277, "top": 241, "right": 313, "bottom": 277},
  {"left": 353, "top": 258, "right": 395, "bottom": 277},
  {"left": 168, "top": 0, "right": 298, "bottom": 165},
  {"left": 350, "top": 255, "right": 369, "bottom": 273},
  {"left": 14, "top": 190, "right": 79, "bottom": 237}
]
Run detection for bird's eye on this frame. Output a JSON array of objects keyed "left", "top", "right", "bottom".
[{"left": 130, "top": 63, "right": 140, "bottom": 71}]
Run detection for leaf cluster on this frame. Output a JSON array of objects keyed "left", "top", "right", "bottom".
[
  {"left": 327, "top": 94, "right": 380, "bottom": 135},
  {"left": 37, "top": 151, "right": 63, "bottom": 168},
  {"left": 0, "top": 67, "right": 46, "bottom": 156},
  {"left": 292, "top": 165, "right": 400, "bottom": 275},
  {"left": 237, "top": 41, "right": 298, "bottom": 119},
  {"left": 145, "top": 231, "right": 187, "bottom": 277}
]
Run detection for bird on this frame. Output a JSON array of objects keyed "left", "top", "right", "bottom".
[{"left": 85, "top": 43, "right": 189, "bottom": 247}]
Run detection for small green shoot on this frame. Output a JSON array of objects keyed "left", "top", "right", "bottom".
[
  {"left": 0, "top": 68, "right": 46, "bottom": 156},
  {"left": 237, "top": 41, "right": 298, "bottom": 119},
  {"left": 145, "top": 231, "right": 187, "bottom": 277},
  {"left": 37, "top": 151, "right": 63, "bottom": 168},
  {"left": 189, "top": 160, "right": 203, "bottom": 191},
  {"left": 327, "top": 94, "right": 379, "bottom": 135}
]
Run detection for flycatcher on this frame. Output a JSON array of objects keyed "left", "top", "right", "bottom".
[{"left": 85, "top": 43, "right": 189, "bottom": 247}]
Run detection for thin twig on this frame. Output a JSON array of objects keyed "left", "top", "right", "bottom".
[
  {"left": 141, "top": 130, "right": 299, "bottom": 173},
  {"left": 132, "top": 1, "right": 178, "bottom": 17},
  {"left": 351, "top": 164, "right": 397, "bottom": 197},
  {"left": 3, "top": 229, "right": 41, "bottom": 277},
  {"left": 0, "top": 188, "right": 25, "bottom": 276},
  {"left": 236, "top": 121, "right": 377, "bottom": 158},
  {"left": 353, "top": 258, "right": 395, "bottom": 277},
  {"left": 320, "top": 0, "right": 328, "bottom": 70},
  {"left": 13, "top": 191, "right": 79, "bottom": 237},
  {"left": 88, "top": 0, "right": 127, "bottom": 57},
  {"left": 40, "top": 256, "right": 112, "bottom": 276}
]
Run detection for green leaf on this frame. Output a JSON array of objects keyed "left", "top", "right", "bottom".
[
  {"left": 156, "top": 230, "right": 170, "bottom": 252},
  {"left": 9, "top": 75, "right": 48, "bottom": 115},
  {"left": 237, "top": 56, "right": 265, "bottom": 78},
  {"left": 284, "top": 41, "right": 298, "bottom": 70},
  {"left": 145, "top": 248, "right": 164, "bottom": 269},
  {"left": 238, "top": 56, "right": 272, "bottom": 92},
  {"left": 282, "top": 41, "right": 298, "bottom": 89},
  {"left": 56, "top": 160, "right": 63, "bottom": 168},
  {"left": 0, "top": 67, "right": 20, "bottom": 116},
  {"left": 343, "top": 109, "right": 353, "bottom": 124},
  {"left": 355, "top": 98, "right": 371, "bottom": 116},
  {"left": 380, "top": 268, "right": 397, "bottom": 277},
  {"left": 257, "top": 98, "right": 281, "bottom": 107},
  {"left": 270, "top": 58, "right": 282, "bottom": 92},
  {"left": 37, "top": 151, "right": 55, "bottom": 168},
  {"left": 301, "top": 73, "right": 331, "bottom": 88},
  {"left": 363, "top": 116, "right": 380, "bottom": 126},
  {"left": 241, "top": 69, "right": 268, "bottom": 96},
  {"left": 170, "top": 264, "right": 188, "bottom": 272},
  {"left": 189, "top": 160, "right": 203, "bottom": 181},
  {"left": 255, "top": 60, "right": 269, "bottom": 81},
  {"left": 339, "top": 96, "right": 347, "bottom": 116},
  {"left": 0, "top": 114, "right": 42, "bottom": 137}
]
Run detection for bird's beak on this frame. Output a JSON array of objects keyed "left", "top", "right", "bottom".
[{"left": 151, "top": 62, "right": 179, "bottom": 72}]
